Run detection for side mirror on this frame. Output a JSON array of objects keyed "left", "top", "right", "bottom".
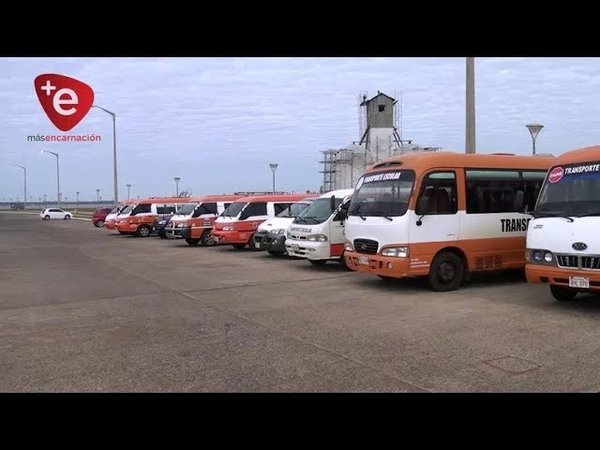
[
  {"left": 338, "top": 209, "right": 348, "bottom": 222},
  {"left": 330, "top": 195, "right": 336, "bottom": 212},
  {"left": 416, "top": 197, "right": 430, "bottom": 216}
]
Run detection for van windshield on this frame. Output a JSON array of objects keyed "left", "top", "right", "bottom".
[
  {"left": 119, "top": 205, "right": 134, "bottom": 215},
  {"left": 277, "top": 202, "right": 311, "bottom": 218},
  {"left": 177, "top": 203, "right": 196, "bottom": 215},
  {"left": 349, "top": 170, "right": 415, "bottom": 217},
  {"left": 535, "top": 162, "right": 600, "bottom": 217},
  {"left": 295, "top": 198, "right": 342, "bottom": 224},
  {"left": 221, "top": 202, "right": 246, "bottom": 218}
]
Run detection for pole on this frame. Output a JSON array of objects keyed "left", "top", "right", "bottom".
[
  {"left": 76, "top": 192, "right": 80, "bottom": 210},
  {"left": 272, "top": 171, "right": 275, "bottom": 193},
  {"left": 532, "top": 139, "right": 536, "bottom": 156},
  {"left": 127, "top": 184, "right": 131, "bottom": 200},
  {"left": 112, "top": 113, "right": 118, "bottom": 205},
  {"left": 466, "top": 57, "right": 476, "bottom": 154},
  {"left": 56, "top": 154, "right": 61, "bottom": 207},
  {"left": 24, "top": 167, "right": 27, "bottom": 210}
]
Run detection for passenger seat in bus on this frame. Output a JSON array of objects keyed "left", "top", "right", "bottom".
[{"left": 431, "top": 188, "right": 452, "bottom": 214}]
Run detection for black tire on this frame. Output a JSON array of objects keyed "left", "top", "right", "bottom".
[
  {"left": 185, "top": 238, "right": 200, "bottom": 246},
  {"left": 268, "top": 250, "right": 285, "bottom": 256},
  {"left": 159, "top": 230, "right": 167, "bottom": 239},
  {"left": 428, "top": 251, "right": 465, "bottom": 292},
  {"left": 248, "top": 234, "right": 261, "bottom": 251},
  {"left": 232, "top": 243, "right": 247, "bottom": 249},
  {"left": 96, "top": 220, "right": 104, "bottom": 228},
  {"left": 136, "top": 225, "right": 151, "bottom": 237},
  {"left": 550, "top": 285, "right": 577, "bottom": 302},
  {"left": 64, "top": 215, "right": 71, "bottom": 220},
  {"left": 309, "top": 259, "right": 327, "bottom": 266},
  {"left": 200, "top": 230, "right": 216, "bottom": 247},
  {"left": 44, "top": 215, "right": 50, "bottom": 220}
]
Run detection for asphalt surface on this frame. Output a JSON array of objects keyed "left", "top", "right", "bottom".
[{"left": 2, "top": 212, "right": 600, "bottom": 392}]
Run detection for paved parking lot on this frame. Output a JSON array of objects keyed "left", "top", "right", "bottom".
[{"left": 2, "top": 212, "right": 600, "bottom": 392}]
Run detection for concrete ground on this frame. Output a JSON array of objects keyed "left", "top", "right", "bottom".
[{"left": 1, "top": 212, "right": 600, "bottom": 392}]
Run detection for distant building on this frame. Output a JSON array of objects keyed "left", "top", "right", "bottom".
[{"left": 319, "top": 91, "right": 440, "bottom": 192}]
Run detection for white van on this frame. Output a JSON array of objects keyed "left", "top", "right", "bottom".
[{"left": 285, "top": 189, "right": 354, "bottom": 265}]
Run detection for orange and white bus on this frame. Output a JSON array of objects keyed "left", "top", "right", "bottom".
[
  {"left": 526, "top": 146, "right": 600, "bottom": 302},
  {"left": 212, "top": 194, "right": 311, "bottom": 249},
  {"left": 343, "top": 151, "right": 555, "bottom": 291},
  {"left": 115, "top": 196, "right": 190, "bottom": 237},
  {"left": 103, "top": 200, "right": 135, "bottom": 230},
  {"left": 164, "top": 194, "right": 246, "bottom": 246}
]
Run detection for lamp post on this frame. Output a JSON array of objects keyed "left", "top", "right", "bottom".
[
  {"left": 269, "top": 163, "right": 279, "bottom": 193},
  {"left": 42, "top": 150, "right": 60, "bottom": 206},
  {"left": 13, "top": 165, "right": 27, "bottom": 210},
  {"left": 466, "top": 57, "right": 476, "bottom": 154},
  {"left": 96, "top": 189, "right": 100, "bottom": 204},
  {"left": 174, "top": 177, "right": 181, "bottom": 196},
  {"left": 126, "top": 184, "right": 131, "bottom": 200},
  {"left": 92, "top": 105, "right": 118, "bottom": 205},
  {"left": 76, "top": 191, "right": 80, "bottom": 210},
  {"left": 526, "top": 123, "right": 544, "bottom": 155}
]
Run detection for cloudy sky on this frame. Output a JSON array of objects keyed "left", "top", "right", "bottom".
[{"left": 2, "top": 57, "right": 600, "bottom": 202}]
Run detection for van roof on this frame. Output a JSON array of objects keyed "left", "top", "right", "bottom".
[
  {"left": 131, "top": 196, "right": 191, "bottom": 204},
  {"left": 233, "top": 194, "right": 312, "bottom": 203},
  {"left": 186, "top": 194, "right": 247, "bottom": 203},
  {"left": 553, "top": 145, "right": 600, "bottom": 165},
  {"left": 365, "top": 151, "right": 555, "bottom": 175},
  {"left": 319, "top": 189, "right": 354, "bottom": 199}
]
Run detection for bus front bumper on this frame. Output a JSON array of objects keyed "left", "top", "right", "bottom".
[
  {"left": 526, "top": 264, "right": 600, "bottom": 291},
  {"left": 345, "top": 251, "right": 412, "bottom": 278}
]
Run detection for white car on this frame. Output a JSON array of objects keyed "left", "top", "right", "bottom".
[{"left": 40, "top": 208, "right": 73, "bottom": 220}]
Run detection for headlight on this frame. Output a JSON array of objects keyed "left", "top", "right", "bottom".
[
  {"left": 344, "top": 241, "right": 354, "bottom": 252},
  {"left": 544, "top": 252, "right": 553, "bottom": 263},
  {"left": 269, "top": 228, "right": 285, "bottom": 235},
  {"left": 532, "top": 250, "right": 543, "bottom": 263},
  {"left": 381, "top": 247, "right": 409, "bottom": 258},
  {"left": 286, "top": 230, "right": 292, "bottom": 239},
  {"left": 526, "top": 249, "right": 554, "bottom": 265},
  {"left": 307, "top": 234, "right": 328, "bottom": 242}
]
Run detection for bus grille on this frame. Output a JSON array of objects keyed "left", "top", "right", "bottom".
[
  {"left": 556, "top": 254, "right": 600, "bottom": 270},
  {"left": 353, "top": 239, "right": 378, "bottom": 255}
]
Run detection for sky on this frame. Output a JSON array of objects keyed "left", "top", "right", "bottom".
[{"left": 2, "top": 57, "right": 600, "bottom": 202}]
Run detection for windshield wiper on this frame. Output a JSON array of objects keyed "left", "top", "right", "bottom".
[
  {"left": 533, "top": 212, "right": 574, "bottom": 222},
  {"left": 349, "top": 204, "right": 366, "bottom": 221},
  {"left": 382, "top": 215, "right": 393, "bottom": 222}
]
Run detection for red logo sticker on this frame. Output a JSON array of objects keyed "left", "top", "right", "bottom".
[
  {"left": 548, "top": 166, "right": 564, "bottom": 184},
  {"left": 34, "top": 74, "right": 94, "bottom": 132}
]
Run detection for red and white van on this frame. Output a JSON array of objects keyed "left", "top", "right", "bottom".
[
  {"left": 115, "top": 197, "right": 190, "bottom": 237},
  {"left": 212, "top": 194, "right": 310, "bottom": 249},
  {"left": 104, "top": 200, "right": 135, "bottom": 230},
  {"left": 164, "top": 194, "right": 246, "bottom": 246}
]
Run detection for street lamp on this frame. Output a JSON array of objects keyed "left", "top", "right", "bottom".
[
  {"left": 269, "top": 163, "right": 279, "bottom": 193},
  {"left": 96, "top": 189, "right": 100, "bottom": 204},
  {"left": 92, "top": 105, "right": 118, "bottom": 205},
  {"left": 466, "top": 57, "right": 476, "bottom": 154},
  {"left": 76, "top": 191, "right": 80, "bottom": 210},
  {"left": 42, "top": 150, "right": 60, "bottom": 206},
  {"left": 126, "top": 183, "right": 132, "bottom": 200},
  {"left": 526, "top": 123, "right": 544, "bottom": 155},
  {"left": 13, "top": 165, "right": 27, "bottom": 210},
  {"left": 174, "top": 177, "right": 181, "bottom": 196}
]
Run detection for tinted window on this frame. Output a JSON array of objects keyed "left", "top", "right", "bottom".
[
  {"left": 222, "top": 202, "right": 246, "bottom": 218},
  {"left": 416, "top": 172, "right": 457, "bottom": 215},
  {"left": 50, "top": 209, "right": 62, "bottom": 212},
  {"left": 239, "top": 202, "right": 267, "bottom": 219},
  {"left": 465, "top": 169, "right": 545, "bottom": 214},
  {"left": 131, "top": 204, "right": 151, "bottom": 215},
  {"left": 274, "top": 203, "right": 291, "bottom": 215},
  {"left": 156, "top": 205, "right": 176, "bottom": 214}
]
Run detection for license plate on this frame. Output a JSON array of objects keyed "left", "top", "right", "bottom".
[
  {"left": 291, "top": 244, "right": 300, "bottom": 251},
  {"left": 569, "top": 276, "right": 590, "bottom": 289},
  {"left": 358, "top": 256, "right": 369, "bottom": 265}
]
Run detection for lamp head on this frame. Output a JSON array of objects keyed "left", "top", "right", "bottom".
[{"left": 526, "top": 123, "right": 544, "bottom": 140}]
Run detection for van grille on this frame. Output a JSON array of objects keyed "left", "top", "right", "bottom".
[{"left": 353, "top": 239, "right": 378, "bottom": 255}]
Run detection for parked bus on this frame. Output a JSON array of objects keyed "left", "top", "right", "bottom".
[
  {"left": 115, "top": 197, "right": 190, "bottom": 237},
  {"left": 212, "top": 194, "right": 309, "bottom": 249},
  {"left": 285, "top": 189, "right": 354, "bottom": 265},
  {"left": 253, "top": 197, "right": 317, "bottom": 255},
  {"left": 343, "top": 152, "right": 555, "bottom": 291},
  {"left": 525, "top": 146, "right": 600, "bottom": 302},
  {"left": 164, "top": 195, "right": 246, "bottom": 246}
]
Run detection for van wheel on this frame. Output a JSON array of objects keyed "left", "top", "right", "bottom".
[
  {"left": 185, "top": 238, "right": 200, "bottom": 246},
  {"left": 44, "top": 215, "right": 50, "bottom": 220},
  {"left": 96, "top": 220, "right": 104, "bottom": 228},
  {"left": 428, "top": 251, "right": 464, "bottom": 292},
  {"left": 64, "top": 214, "right": 72, "bottom": 220},
  {"left": 200, "top": 230, "right": 216, "bottom": 247},
  {"left": 232, "top": 243, "right": 246, "bottom": 249},
  {"left": 309, "top": 259, "right": 327, "bottom": 266},
  {"left": 136, "top": 225, "right": 151, "bottom": 237},
  {"left": 550, "top": 285, "right": 577, "bottom": 302}
]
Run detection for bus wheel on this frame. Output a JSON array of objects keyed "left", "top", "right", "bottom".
[
  {"left": 200, "top": 230, "right": 216, "bottom": 247},
  {"left": 428, "top": 251, "right": 464, "bottom": 292},
  {"left": 309, "top": 259, "right": 327, "bottom": 266},
  {"left": 185, "top": 238, "right": 200, "bottom": 246},
  {"left": 550, "top": 285, "right": 577, "bottom": 302},
  {"left": 136, "top": 225, "right": 151, "bottom": 237},
  {"left": 232, "top": 243, "right": 246, "bottom": 249}
]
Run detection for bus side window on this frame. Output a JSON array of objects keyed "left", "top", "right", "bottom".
[{"left": 417, "top": 172, "right": 457, "bottom": 215}]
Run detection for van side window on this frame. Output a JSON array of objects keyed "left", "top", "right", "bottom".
[
  {"left": 274, "top": 203, "right": 291, "bottom": 215},
  {"left": 416, "top": 172, "right": 457, "bottom": 215},
  {"left": 157, "top": 205, "right": 175, "bottom": 214},
  {"left": 132, "top": 204, "right": 151, "bottom": 215},
  {"left": 465, "top": 169, "right": 546, "bottom": 214},
  {"left": 240, "top": 202, "right": 267, "bottom": 219}
]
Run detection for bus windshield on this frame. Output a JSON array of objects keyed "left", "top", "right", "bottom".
[
  {"left": 221, "top": 202, "right": 246, "bottom": 218},
  {"left": 349, "top": 170, "right": 415, "bottom": 217},
  {"left": 535, "top": 162, "right": 600, "bottom": 217},
  {"left": 295, "top": 198, "right": 342, "bottom": 224}
]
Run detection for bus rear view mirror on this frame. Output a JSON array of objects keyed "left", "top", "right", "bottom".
[{"left": 330, "top": 195, "right": 336, "bottom": 212}]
